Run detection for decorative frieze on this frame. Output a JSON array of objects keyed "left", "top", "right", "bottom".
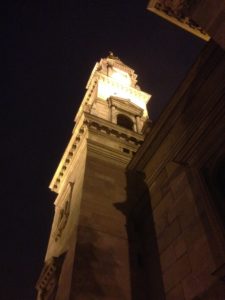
[
  {"left": 50, "top": 112, "right": 145, "bottom": 192},
  {"left": 147, "top": 0, "right": 210, "bottom": 40}
]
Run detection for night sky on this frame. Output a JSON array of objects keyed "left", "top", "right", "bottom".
[{"left": 2, "top": 0, "right": 205, "bottom": 299}]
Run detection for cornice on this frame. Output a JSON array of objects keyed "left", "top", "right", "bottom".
[
  {"left": 49, "top": 112, "right": 144, "bottom": 194},
  {"left": 107, "top": 97, "right": 144, "bottom": 117},
  {"left": 85, "top": 113, "right": 144, "bottom": 142},
  {"left": 86, "top": 139, "right": 132, "bottom": 167},
  {"left": 49, "top": 114, "right": 88, "bottom": 193}
]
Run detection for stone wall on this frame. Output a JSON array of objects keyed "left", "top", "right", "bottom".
[
  {"left": 69, "top": 153, "right": 131, "bottom": 300},
  {"left": 129, "top": 41, "right": 225, "bottom": 299},
  {"left": 149, "top": 163, "right": 219, "bottom": 299}
]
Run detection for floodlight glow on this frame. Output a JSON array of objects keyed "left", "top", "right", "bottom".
[
  {"left": 111, "top": 68, "right": 131, "bottom": 86},
  {"left": 97, "top": 79, "right": 149, "bottom": 116}
]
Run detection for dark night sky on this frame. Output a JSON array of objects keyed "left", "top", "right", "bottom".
[{"left": 2, "top": 0, "right": 205, "bottom": 299}]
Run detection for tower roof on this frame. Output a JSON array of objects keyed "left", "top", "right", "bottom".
[
  {"left": 106, "top": 51, "right": 129, "bottom": 69},
  {"left": 108, "top": 51, "right": 122, "bottom": 61}
]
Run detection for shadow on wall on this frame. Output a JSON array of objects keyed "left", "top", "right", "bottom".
[
  {"left": 115, "top": 170, "right": 165, "bottom": 300},
  {"left": 69, "top": 170, "right": 165, "bottom": 300},
  {"left": 70, "top": 226, "right": 125, "bottom": 299}
]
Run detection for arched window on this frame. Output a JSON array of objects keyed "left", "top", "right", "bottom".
[{"left": 117, "top": 114, "right": 133, "bottom": 130}]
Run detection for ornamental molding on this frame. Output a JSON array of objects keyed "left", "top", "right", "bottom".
[
  {"left": 50, "top": 112, "right": 144, "bottom": 193},
  {"left": 107, "top": 96, "right": 144, "bottom": 117},
  {"left": 147, "top": 0, "right": 210, "bottom": 41},
  {"left": 86, "top": 139, "right": 132, "bottom": 168}
]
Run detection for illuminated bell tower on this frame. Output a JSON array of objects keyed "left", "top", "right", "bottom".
[{"left": 36, "top": 53, "right": 151, "bottom": 300}]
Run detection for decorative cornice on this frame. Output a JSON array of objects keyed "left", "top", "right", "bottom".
[
  {"left": 147, "top": 0, "right": 210, "bottom": 41},
  {"left": 50, "top": 112, "right": 144, "bottom": 193},
  {"left": 86, "top": 112, "right": 145, "bottom": 142},
  {"left": 49, "top": 119, "right": 88, "bottom": 193},
  {"left": 107, "top": 96, "right": 144, "bottom": 117},
  {"left": 86, "top": 139, "right": 132, "bottom": 167}
]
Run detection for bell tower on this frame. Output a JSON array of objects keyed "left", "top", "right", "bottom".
[{"left": 36, "top": 53, "right": 151, "bottom": 300}]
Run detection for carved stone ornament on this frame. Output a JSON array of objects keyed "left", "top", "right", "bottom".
[
  {"left": 54, "top": 182, "right": 74, "bottom": 242},
  {"left": 147, "top": 0, "right": 210, "bottom": 40},
  {"left": 36, "top": 253, "right": 66, "bottom": 300}
]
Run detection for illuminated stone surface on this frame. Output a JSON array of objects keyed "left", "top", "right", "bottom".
[{"left": 36, "top": 54, "right": 151, "bottom": 300}]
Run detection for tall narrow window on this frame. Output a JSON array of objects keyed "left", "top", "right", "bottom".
[{"left": 117, "top": 114, "right": 133, "bottom": 130}]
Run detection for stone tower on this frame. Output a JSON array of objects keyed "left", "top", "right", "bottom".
[{"left": 36, "top": 53, "right": 151, "bottom": 300}]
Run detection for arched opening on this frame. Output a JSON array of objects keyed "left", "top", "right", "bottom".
[{"left": 117, "top": 114, "right": 133, "bottom": 130}]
